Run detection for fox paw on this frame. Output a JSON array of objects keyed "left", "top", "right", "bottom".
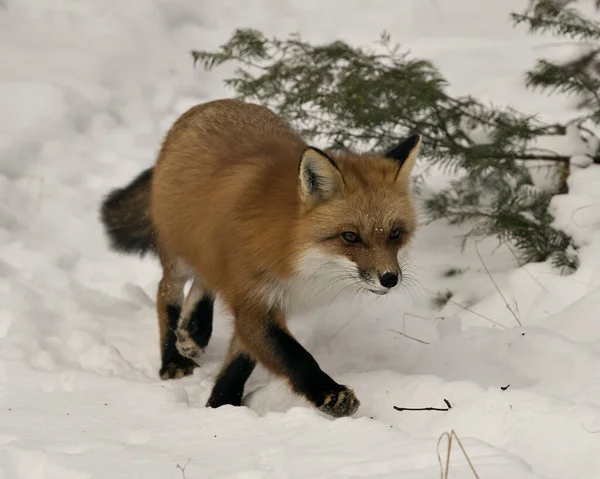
[
  {"left": 318, "top": 386, "right": 360, "bottom": 418},
  {"left": 175, "top": 329, "right": 203, "bottom": 359},
  {"left": 159, "top": 356, "right": 197, "bottom": 380}
]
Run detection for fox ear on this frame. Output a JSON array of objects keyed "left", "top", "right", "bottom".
[
  {"left": 384, "top": 134, "right": 422, "bottom": 181},
  {"left": 298, "top": 147, "right": 344, "bottom": 206}
]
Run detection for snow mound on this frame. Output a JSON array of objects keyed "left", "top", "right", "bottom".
[{"left": 1, "top": 0, "right": 600, "bottom": 478}]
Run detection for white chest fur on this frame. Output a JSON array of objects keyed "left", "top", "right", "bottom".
[{"left": 260, "top": 249, "right": 362, "bottom": 316}]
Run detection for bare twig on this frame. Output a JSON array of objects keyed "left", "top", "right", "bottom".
[
  {"left": 515, "top": 153, "right": 572, "bottom": 162},
  {"left": 394, "top": 399, "right": 451, "bottom": 412},
  {"left": 474, "top": 240, "right": 523, "bottom": 327},
  {"left": 437, "top": 430, "right": 481, "bottom": 479}
]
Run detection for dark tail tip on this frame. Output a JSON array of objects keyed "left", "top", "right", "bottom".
[{"left": 100, "top": 167, "right": 156, "bottom": 257}]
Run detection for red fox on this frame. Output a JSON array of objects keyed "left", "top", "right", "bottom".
[{"left": 100, "top": 99, "right": 421, "bottom": 418}]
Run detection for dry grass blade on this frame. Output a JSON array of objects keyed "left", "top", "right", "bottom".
[
  {"left": 387, "top": 328, "right": 430, "bottom": 345},
  {"left": 437, "top": 430, "right": 481, "bottom": 479},
  {"left": 505, "top": 242, "right": 550, "bottom": 294},
  {"left": 177, "top": 459, "right": 191, "bottom": 479},
  {"left": 583, "top": 424, "right": 600, "bottom": 434},
  {"left": 420, "top": 284, "right": 508, "bottom": 329},
  {"left": 443, "top": 295, "right": 509, "bottom": 329},
  {"left": 325, "top": 293, "right": 380, "bottom": 346},
  {"left": 474, "top": 240, "right": 522, "bottom": 327}
]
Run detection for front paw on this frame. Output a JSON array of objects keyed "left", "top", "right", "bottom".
[
  {"left": 175, "top": 329, "right": 203, "bottom": 359},
  {"left": 318, "top": 386, "right": 360, "bottom": 418},
  {"left": 159, "top": 356, "right": 197, "bottom": 380}
]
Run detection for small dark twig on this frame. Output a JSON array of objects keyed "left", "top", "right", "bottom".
[{"left": 394, "top": 399, "right": 452, "bottom": 412}]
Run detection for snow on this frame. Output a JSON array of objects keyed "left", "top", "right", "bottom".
[{"left": 1, "top": 0, "right": 600, "bottom": 478}]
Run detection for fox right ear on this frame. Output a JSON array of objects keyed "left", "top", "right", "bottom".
[
  {"left": 384, "top": 134, "right": 422, "bottom": 182},
  {"left": 298, "top": 147, "right": 344, "bottom": 206}
]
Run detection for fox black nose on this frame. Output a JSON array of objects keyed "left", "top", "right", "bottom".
[{"left": 379, "top": 272, "right": 398, "bottom": 289}]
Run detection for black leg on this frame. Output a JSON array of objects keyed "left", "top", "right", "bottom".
[
  {"left": 229, "top": 307, "right": 360, "bottom": 418},
  {"left": 186, "top": 294, "right": 214, "bottom": 348},
  {"left": 206, "top": 351, "right": 256, "bottom": 408},
  {"left": 264, "top": 321, "right": 359, "bottom": 417}
]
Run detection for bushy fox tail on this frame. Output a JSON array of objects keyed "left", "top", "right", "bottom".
[{"left": 99, "top": 167, "right": 156, "bottom": 256}]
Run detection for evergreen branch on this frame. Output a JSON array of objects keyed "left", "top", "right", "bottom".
[
  {"left": 192, "top": 27, "right": 583, "bottom": 269},
  {"left": 526, "top": 59, "right": 600, "bottom": 107},
  {"left": 512, "top": 0, "right": 600, "bottom": 41},
  {"left": 472, "top": 151, "right": 572, "bottom": 162}
]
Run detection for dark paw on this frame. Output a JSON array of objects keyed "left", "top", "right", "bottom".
[
  {"left": 205, "top": 393, "right": 243, "bottom": 409},
  {"left": 318, "top": 386, "right": 360, "bottom": 418},
  {"left": 159, "top": 356, "right": 197, "bottom": 380}
]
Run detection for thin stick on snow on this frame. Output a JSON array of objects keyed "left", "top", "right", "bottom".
[
  {"left": 437, "top": 430, "right": 481, "bottom": 479},
  {"left": 474, "top": 240, "right": 522, "bottom": 327},
  {"left": 394, "top": 399, "right": 451, "bottom": 412}
]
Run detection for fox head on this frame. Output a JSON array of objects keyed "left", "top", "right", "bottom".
[{"left": 295, "top": 135, "right": 421, "bottom": 297}]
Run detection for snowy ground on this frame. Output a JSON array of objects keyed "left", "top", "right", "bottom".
[{"left": 2, "top": 0, "right": 600, "bottom": 478}]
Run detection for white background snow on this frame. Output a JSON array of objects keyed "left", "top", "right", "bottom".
[{"left": 1, "top": 0, "right": 600, "bottom": 478}]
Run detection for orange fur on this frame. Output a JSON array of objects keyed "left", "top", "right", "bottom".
[{"left": 150, "top": 99, "right": 418, "bottom": 312}]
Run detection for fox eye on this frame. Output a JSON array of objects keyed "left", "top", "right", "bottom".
[
  {"left": 389, "top": 228, "right": 402, "bottom": 240},
  {"left": 341, "top": 231, "right": 361, "bottom": 244}
]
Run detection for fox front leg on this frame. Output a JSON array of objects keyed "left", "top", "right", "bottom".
[{"left": 207, "top": 305, "right": 359, "bottom": 418}]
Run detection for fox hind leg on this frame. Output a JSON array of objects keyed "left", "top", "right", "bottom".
[
  {"left": 156, "top": 257, "right": 197, "bottom": 379},
  {"left": 176, "top": 277, "right": 214, "bottom": 359}
]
